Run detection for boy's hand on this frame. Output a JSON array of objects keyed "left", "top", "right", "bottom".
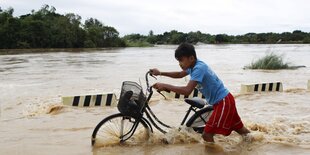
[
  {"left": 153, "top": 82, "right": 168, "bottom": 92},
  {"left": 150, "top": 68, "right": 161, "bottom": 76}
]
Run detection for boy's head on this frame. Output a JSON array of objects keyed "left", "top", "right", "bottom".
[{"left": 175, "top": 43, "right": 197, "bottom": 70}]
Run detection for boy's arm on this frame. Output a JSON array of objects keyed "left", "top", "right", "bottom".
[
  {"left": 153, "top": 80, "right": 197, "bottom": 96},
  {"left": 161, "top": 70, "right": 188, "bottom": 79},
  {"left": 150, "top": 68, "right": 188, "bottom": 79}
]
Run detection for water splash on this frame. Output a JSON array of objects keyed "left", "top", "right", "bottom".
[
  {"left": 23, "top": 100, "right": 65, "bottom": 116},
  {"left": 245, "top": 120, "right": 310, "bottom": 146},
  {"left": 161, "top": 126, "right": 202, "bottom": 144}
]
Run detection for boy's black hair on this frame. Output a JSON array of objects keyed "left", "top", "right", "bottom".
[{"left": 175, "top": 43, "right": 197, "bottom": 60}]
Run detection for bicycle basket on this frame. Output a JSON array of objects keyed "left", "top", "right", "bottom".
[{"left": 117, "top": 81, "right": 146, "bottom": 117}]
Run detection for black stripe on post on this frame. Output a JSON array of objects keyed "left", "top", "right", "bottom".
[
  {"left": 72, "top": 96, "right": 80, "bottom": 106},
  {"left": 175, "top": 93, "right": 180, "bottom": 99},
  {"left": 269, "top": 83, "right": 273, "bottom": 91},
  {"left": 254, "top": 84, "right": 259, "bottom": 91},
  {"left": 262, "top": 83, "right": 266, "bottom": 91},
  {"left": 276, "top": 82, "right": 281, "bottom": 91},
  {"left": 106, "top": 94, "right": 113, "bottom": 106},
  {"left": 84, "top": 95, "right": 91, "bottom": 107},
  {"left": 184, "top": 95, "right": 189, "bottom": 98},
  {"left": 95, "top": 95, "right": 102, "bottom": 106},
  {"left": 193, "top": 89, "right": 199, "bottom": 97}
]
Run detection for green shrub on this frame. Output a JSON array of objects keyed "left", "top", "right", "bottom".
[
  {"left": 16, "top": 41, "right": 30, "bottom": 48},
  {"left": 83, "top": 40, "right": 96, "bottom": 48},
  {"left": 125, "top": 40, "right": 154, "bottom": 47},
  {"left": 244, "top": 53, "right": 291, "bottom": 70}
]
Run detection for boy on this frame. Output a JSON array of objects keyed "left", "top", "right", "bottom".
[{"left": 151, "top": 43, "right": 251, "bottom": 143}]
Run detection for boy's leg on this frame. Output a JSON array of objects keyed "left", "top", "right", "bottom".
[
  {"left": 202, "top": 131, "right": 214, "bottom": 142},
  {"left": 235, "top": 126, "right": 250, "bottom": 135}
]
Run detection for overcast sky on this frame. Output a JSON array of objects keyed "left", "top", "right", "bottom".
[{"left": 1, "top": 0, "right": 310, "bottom": 36}]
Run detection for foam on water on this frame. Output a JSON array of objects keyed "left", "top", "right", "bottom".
[{"left": 23, "top": 100, "right": 65, "bottom": 116}]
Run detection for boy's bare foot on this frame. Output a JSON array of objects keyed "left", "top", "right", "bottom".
[
  {"left": 235, "top": 127, "right": 251, "bottom": 135},
  {"left": 242, "top": 133, "right": 254, "bottom": 143}
]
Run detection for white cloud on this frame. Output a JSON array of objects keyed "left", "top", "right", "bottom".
[{"left": 1, "top": 0, "right": 310, "bottom": 35}]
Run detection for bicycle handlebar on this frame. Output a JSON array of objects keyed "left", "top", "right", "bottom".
[
  {"left": 145, "top": 71, "right": 154, "bottom": 93},
  {"left": 146, "top": 70, "right": 166, "bottom": 99}
]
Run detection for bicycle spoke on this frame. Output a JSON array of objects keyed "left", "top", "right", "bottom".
[
  {"left": 120, "top": 118, "right": 124, "bottom": 138},
  {"left": 92, "top": 114, "right": 150, "bottom": 146}
]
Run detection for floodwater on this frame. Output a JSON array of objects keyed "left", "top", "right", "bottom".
[{"left": 0, "top": 44, "right": 310, "bottom": 155}]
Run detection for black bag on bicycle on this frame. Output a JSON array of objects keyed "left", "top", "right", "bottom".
[{"left": 117, "top": 81, "right": 146, "bottom": 118}]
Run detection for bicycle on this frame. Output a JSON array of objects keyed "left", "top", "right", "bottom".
[{"left": 91, "top": 71, "right": 213, "bottom": 146}]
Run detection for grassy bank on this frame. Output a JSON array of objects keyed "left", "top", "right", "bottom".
[{"left": 244, "top": 53, "right": 291, "bottom": 70}]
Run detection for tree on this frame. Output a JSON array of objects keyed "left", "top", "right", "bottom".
[
  {"left": 215, "top": 34, "right": 230, "bottom": 43},
  {"left": 291, "top": 30, "right": 305, "bottom": 41},
  {"left": 0, "top": 7, "right": 20, "bottom": 48},
  {"left": 64, "top": 13, "right": 85, "bottom": 47},
  {"left": 84, "top": 18, "right": 124, "bottom": 47},
  {"left": 165, "top": 30, "right": 187, "bottom": 44},
  {"left": 303, "top": 36, "right": 310, "bottom": 43},
  {"left": 187, "top": 31, "right": 200, "bottom": 44},
  {"left": 148, "top": 30, "right": 154, "bottom": 36}
]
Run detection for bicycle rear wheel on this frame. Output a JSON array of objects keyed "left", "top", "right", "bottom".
[
  {"left": 186, "top": 106, "right": 213, "bottom": 133},
  {"left": 91, "top": 113, "right": 150, "bottom": 147}
]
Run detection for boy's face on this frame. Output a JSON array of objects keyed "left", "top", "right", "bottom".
[{"left": 177, "top": 56, "right": 195, "bottom": 70}]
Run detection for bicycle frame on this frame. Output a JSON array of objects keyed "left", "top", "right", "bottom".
[{"left": 135, "top": 71, "right": 209, "bottom": 134}]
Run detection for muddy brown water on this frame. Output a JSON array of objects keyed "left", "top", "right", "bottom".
[{"left": 1, "top": 44, "right": 309, "bottom": 154}]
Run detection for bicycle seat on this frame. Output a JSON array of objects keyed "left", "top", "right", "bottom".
[{"left": 184, "top": 97, "right": 206, "bottom": 109}]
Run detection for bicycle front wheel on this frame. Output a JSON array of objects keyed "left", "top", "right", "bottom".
[
  {"left": 186, "top": 106, "right": 213, "bottom": 134},
  {"left": 91, "top": 113, "right": 150, "bottom": 147}
]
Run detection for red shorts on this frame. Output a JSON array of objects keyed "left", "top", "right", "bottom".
[{"left": 204, "top": 93, "right": 244, "bottom": 136}]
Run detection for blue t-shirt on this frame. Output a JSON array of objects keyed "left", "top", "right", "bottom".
[{"left": 186, "top": 59, "right": 229, "bottom": 105}]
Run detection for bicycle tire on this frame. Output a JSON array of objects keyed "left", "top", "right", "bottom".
[
  {"left": 186, "top": 106, "right": 213, "bottom": 134},
  {"left": 91, "top": 113, "right": 150, "bottom": 146}
]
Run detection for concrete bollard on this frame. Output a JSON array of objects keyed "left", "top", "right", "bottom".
[
  {"left": 241, "top": 82, "right": 283, "bottom": 94},
  {"left": 162, "top": 88, "right": 205, "bottom": 99},
  {"left": 62, "top": 93, "right": 117, "bottom": 107}
]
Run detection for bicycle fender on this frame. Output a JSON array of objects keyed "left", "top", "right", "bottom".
[{"left": 185, "top": 106, "right": 213, "bottom": 127}]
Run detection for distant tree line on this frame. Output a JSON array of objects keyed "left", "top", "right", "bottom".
[
  {"left": 1, "top": 5, "right": 310, "bottom": 49},
  {"left": 0, "top": 5, "right": 125, "bottom": 49},
  {"left": 124, "top": 30, "right": 310, "bottom": 46}
]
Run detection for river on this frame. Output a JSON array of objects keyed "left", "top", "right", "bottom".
[{"left": 0, "top": 44, "right": 310, "bottom": 154}]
